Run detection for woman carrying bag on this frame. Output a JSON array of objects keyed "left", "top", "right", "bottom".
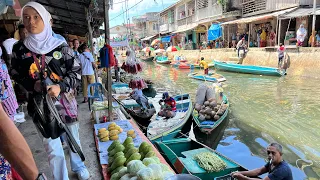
[{"left": 11, "top": 2, "right": 89, "bottom": 180}]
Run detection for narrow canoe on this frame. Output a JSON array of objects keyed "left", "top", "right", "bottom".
[
  {"left": 214, "top": 61, "right": 284, "bottom": 76},
  {"left": 193, "top": 95, "right": 229, "bottom": 134},
  {"left": 188, "top": 72, "right": 226, "bottom": 82},
  {"left": 147, "top": 94, "right": 193, "bottom": 142},
  {"left": 154, "top": 138, "right": 260, "bottom": 180},
  {"left": 156, "top": 56, "right": 171, "bottom": 64},
  {"left": 140, "top": 56, "right": 154, "bottom": 61}
]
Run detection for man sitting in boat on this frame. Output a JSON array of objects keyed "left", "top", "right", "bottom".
[
  {"left": 130, "top": 88, "right": 149, "bottom": 112},
  {"left": 199, "top": 57, "right": 209, "bottom": 75},
  {"left": 232, "top": 142, "right": 293, "bottom": 180},
  {"left": 158, "top": 92, "right": 176, "bottom": 118}
]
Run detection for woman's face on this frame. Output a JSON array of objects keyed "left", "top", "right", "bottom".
[{"left": 23, "top": 7, "right": 45, "bottom": 34}]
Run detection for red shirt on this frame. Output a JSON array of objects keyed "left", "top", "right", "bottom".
[{"left": 164, "top": 97, "right": 176, "bottom": 111}]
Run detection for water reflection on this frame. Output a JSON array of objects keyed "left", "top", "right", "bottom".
[{"left": 140, "top": 61, "right": 320, "bottom": 179}]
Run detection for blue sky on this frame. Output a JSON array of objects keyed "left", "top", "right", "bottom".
[{"left": 109, "top": 0, "right": 179, "bottom": 28}]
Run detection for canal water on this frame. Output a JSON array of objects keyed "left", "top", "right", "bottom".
[{"left": 139, "top": 61, "right": 320, "bottom": 179}]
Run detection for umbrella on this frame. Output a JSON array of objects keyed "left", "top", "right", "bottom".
[
  {"left": 151, "top": 38, "right": 161, "bottom": 46},
  {"left": 154, "top": 49, "right": 165, "bottom": 53},
  {"left": 166, "top": 46, "right": 181, "bottom": 52},
  {"left": 142, "top": 47, "right": 155, "bottom": 52}
]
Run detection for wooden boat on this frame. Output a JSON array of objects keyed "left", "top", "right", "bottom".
[
  {"left": 188, "top": 72, "right": 226, "bottom": 82},
  {"left": 193, "top": 95, "right": 229, "bottom": 134},
  {"left": 154, "top": 138, "right": 260, "bottom": 180},
  {"left": 140, "top": 56, "right": 154, "bottom": 61},
  {"left": 156, "top": 56, "right": 171, "bottom": 64},
  {"left": 189, "top": 63, "right": 215, "bottom": 69},
  {"left": 147, "top": 94, "right": 192, "bottom": 142},
  {"left": 214, "top": 60, "right": 284, "bottom": 76}
]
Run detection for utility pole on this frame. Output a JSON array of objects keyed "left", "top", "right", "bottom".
[
  {"left": 103, "top": 0, "right": 112, "bottom": 121},
  {"left": 312, "top": 0, "right": 317, "bottom": 47}
]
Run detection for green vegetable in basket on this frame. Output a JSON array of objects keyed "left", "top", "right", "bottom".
[
  {"left": 142, "top": 158, "right": 156, "bottom": 166},
  {"left": 193, "top": 152, "right": 227, "bottom": 172},
  {"left": 109, "top": 152, "right": 125, "bottom": 165},
  {"left": 123, "top": 137, "right": 133, "bottom": 147},
  {"left": 109, "top": 144, "right": 125, "bottom": 157},
  {"left": 110, "top": 172, "right": 119, "bottom": 180},
  {"left": 127, "top": 160, "right": 146, "bottom": 175},
  {"left": 111, "top": 166, "right": 125, "bottom": 176},
  {"left": 125, "top": 147, "right": 138, "bottom": 159},
  {"left": 108, "top": 140, "right": 120, "bottom": 152},
  {"left": 137, "top": 167, "right": 154, "bottom": 180},
  {"left": 125, "top": 152, "right": 141, "bottom": 165},
  {"left": 109, "top": 156, "right": 126, "bottom": 172}
]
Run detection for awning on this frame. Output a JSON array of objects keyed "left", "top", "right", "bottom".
[
  {"left": 279, "top": 8, "right": 320, "bottom": 19},
  {"left": 208, "top": 24, "right": 222, "bottom": 41},
  {"left": 161, "top": 36, "right": 171, "bottom": 43},
  {"left": 141, "top": 35, "right": 157, "bottom": 41},
  {"left": 173, "top": 24, "right": 198, "bottom": 33},
  {"left": 221, "top": 7, "right": 297, "bottom": 25}
]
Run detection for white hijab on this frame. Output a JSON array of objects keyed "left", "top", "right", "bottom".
[
  {"left": 297, "top": 24, "right": 307, "bottom": 41},
  {"left": 22, "top": 2, "right": 65, "bottom": 54}
]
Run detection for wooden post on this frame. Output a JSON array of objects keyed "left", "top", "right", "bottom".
[
  {"left": 312, "top": 0, "right": 317, "bottom": 47},
  {"left": 278, "top": 19, "right": 282, "bottom": 46},
  {"left": 227, "top": 25, "right": 230, "bottom": 48},
  {"left": 248, "top": 23, "right": 251, "bottom": 49},
  {"left": 275, "top": 17, "right": 279, "bottom": 46},
  {"left": 103, "top": 0, "right": 112, "bottom": 121},
  {"left": 86, "top": 8, "right": 94, "bottom": 54}
]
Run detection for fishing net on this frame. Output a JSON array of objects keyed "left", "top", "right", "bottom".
[{"left": 194, "top": 152, "right": 227, "bottom": 172}]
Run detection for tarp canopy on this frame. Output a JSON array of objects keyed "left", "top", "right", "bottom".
[
  {"left": 110, "top": 40, "right": 129, "bottom": 47},
  {"left": 279, "top": 8, "right": 320, "bottom": 19},
  {"left": 141, "top": 35, "right": 157, "bottom": 41},
  {"left": 208, "top": 24, "right": 222, "bottom": 41},
  {"left": 221, "top": 7, "right": 297, "bottom": 25},
  {"left": 161, "top": 36, "right": 171, "bottom": 43}
]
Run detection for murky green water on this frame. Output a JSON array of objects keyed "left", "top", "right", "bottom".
[{"left": 140, "top": 61, "right": 320, "bottom": 179}]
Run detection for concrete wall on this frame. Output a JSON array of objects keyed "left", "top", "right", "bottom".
[{"left": 167, "top": 47, "right": 320, "bottom": 78}]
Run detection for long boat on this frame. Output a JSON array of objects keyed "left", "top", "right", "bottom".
[
  {"left": 154, "top": 138, "right": 260, "bottom": 179},
  {"left": 156, "top": 56, "right": 171, "bottom": 64},
  {"left": 147, "top": 94, "right": 193, "bottom": 142},
  {"left": 193, "top": 95, "right": 229, "bottom": 134},
  {"left": 140, "top": 56, "right": 154, "bottom": 61},
  {"left": 214, "top": 60, "right": 284, "bottom": 76},
  {"left": 188, "top": 72, "right": 226, "bottom": 82}
]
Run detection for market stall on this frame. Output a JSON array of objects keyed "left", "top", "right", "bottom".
[{"left": 93, "top": 118, "right": 175, "bottom": 179}]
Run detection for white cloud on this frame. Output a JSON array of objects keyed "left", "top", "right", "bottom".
[{"left": 109, "top": 0, "right": 178, "bottom": 17}]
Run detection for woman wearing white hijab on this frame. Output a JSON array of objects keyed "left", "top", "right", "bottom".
[
  {"left": 296, "top": 24, "right": 307, "bottom": 46},
  {"left": 11, "top": 2, "right": 89, "bottom": 180}
]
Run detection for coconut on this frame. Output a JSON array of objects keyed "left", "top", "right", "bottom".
[
  {"left": 217, "top": 110, "right": 224, "bottom": 116},
  {"left": 199, "top": 110, "right": 205, "bottom": 114},
  {"left": 205, "top": 107, "right": 211, "bottom": 114},
  {"left": 195, "top": 104, "right": 202, "bottom": 111},
  {"left": 209, "top": 100, "right": 217, "bottom": 108},
  {"left": 211, "top": 111, "right": 216, "bottom": 116},
  {"left": 201, "top": 105, "right": 206, "bottom": 110},
  {"left": 205, "top": 115, "right": 211, "bottom": 120},
  {"left": 204, "top": 101, "right": 210, "bottom": 106},
  {"left": 199, "top": 114, "right": 205, "bottom": 121},
  {"left": 214, "top": 115, "right": 220, "bottom": 120}
]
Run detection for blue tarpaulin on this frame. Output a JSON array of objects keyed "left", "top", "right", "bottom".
[
  {"left": 161, "top": 36, "right": 171, "bottom": 43},
  {"left": 208, "top": 24, "right": 222, "bottom": 41}
]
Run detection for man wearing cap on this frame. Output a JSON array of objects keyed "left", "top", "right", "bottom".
[
  {"left": 158, "top": 92, "right": 176, "bottom": 118},
  {"left": 231, "top": 142, "right": 293, "bottom": 180}
]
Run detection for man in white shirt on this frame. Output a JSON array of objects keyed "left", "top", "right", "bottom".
[{"left": 78, "top": 44, "right": 97, "bottom": 103}]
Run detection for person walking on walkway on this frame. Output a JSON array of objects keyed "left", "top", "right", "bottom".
[
  {"left": 78, "top": 43, "right": 96, "bottom": 103},
  {"left": 11, "top": 2, "right": 89, "bottom": 179}
]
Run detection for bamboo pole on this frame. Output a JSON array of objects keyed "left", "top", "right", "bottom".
[{"left": 103, "top": 0, "right": 112, "bottom": 121}]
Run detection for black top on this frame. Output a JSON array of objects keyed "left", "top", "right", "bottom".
[
  {"left": 11, "top": 43, "right": 81, "bottom": 93},
  {"left": 264, "top": 161, "right": 293, "bottom": 180}
]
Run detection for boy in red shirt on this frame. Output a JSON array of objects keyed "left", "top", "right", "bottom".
[{"left": 158, "top": 92, "right": 176, "bottom": 118}]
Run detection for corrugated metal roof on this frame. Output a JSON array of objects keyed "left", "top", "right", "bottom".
[
  {"left": 279, "top": 7, "right": 320, "bottom": 19},
  {"left": 221, "top": 7, "right": 297, "bottom": 25}
]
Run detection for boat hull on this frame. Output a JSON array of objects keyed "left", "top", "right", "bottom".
[
  {"left": 214, "top": 61, "right": 283, "bottom": 76},
  {"left": 188, "top": 72, "right": 226, "bottom": 82},
  {"left": 147, "top": 94, "right": 193, "bottom": 142},
  {"left": 193, "top": 95, "right": 229, "bottom": 134},
  {"left": 140, "top": 56, "right": 154, "bottom": 61},
  {"left": 154, "top": 138, "right": 258, "bottom": 179}
]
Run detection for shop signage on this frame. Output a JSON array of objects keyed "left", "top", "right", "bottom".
[{"left": 160, "top": 24, "right": 169, "bottom": 32}]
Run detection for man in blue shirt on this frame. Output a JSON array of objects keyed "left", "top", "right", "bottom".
[{"left": 232, "top": 142, "right": 293, "bottom": 180}]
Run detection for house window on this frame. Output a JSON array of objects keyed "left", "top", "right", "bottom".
[
  {"left": 153, "top": 23, "right": 159, "bottom": 30},
  {"left": 197, "top": 0, "right": 208, "bottom": 9}
]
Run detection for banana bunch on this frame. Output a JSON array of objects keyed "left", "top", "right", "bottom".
[
  {"left": 98, "top": 128, "right": 109, "bottom": 142},
  {"left": 127, "top": 129, "right": 136, "bottom": 138}
]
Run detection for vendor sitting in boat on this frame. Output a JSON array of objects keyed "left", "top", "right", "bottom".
[
  {"left": 130, "top": 88, "right": 149, "bottom": 112},
  {"left": 231, "top": 142, "right": 293, "bottom": 180},
  {"left": 199, "top": 57, "right": 209, "bottom": 75},
  {"left": 158, "top": 92, "right": 176, "bottom": 118}
]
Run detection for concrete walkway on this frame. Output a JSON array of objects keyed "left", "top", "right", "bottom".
[{"left": 17, "top": 96, "right": 102, "bottom": 180}]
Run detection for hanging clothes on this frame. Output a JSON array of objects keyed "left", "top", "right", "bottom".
[{"left": 99, "top": 44, "right": 115, "bottom": 68}]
